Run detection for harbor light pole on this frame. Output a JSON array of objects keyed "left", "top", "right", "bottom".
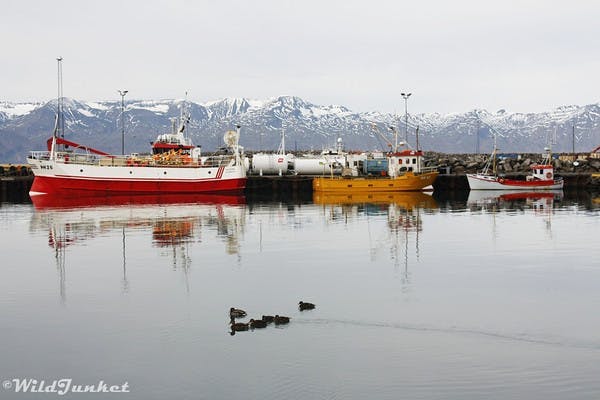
[
  {"left": 401, "top": 92, "right": 411, "bottom": 145},
  {"left": 118, "top": 90, "right": 128, "bottom": 155},
  {"left": 572, "top": 125, "right": 575, "bottom": 155}
]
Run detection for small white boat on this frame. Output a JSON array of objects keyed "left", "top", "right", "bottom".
[{"left": 467, "top": 142, "right": 563, "bottom": 190}]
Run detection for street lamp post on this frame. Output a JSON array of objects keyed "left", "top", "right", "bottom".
[
  {"left": 118, "top": 90, "right": 128, "bottom": 155},
  {"left": 401, "top": 92, "right": 412, "bottom": 146}
]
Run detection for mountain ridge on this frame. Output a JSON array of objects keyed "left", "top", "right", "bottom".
[{"left": 1, "top": 96, "right": 599, "bottom": 163}]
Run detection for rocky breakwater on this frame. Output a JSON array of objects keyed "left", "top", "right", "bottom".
[{"left": 426, "top": 153, "right": 600, "bottom": 191}]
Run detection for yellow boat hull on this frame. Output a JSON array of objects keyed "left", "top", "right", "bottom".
[{"left": 312, "top": 171, "right": 439, "bottom": 192}]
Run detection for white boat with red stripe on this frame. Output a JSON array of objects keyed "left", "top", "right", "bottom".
[
  {"left": 467, "top": 145, "right": 563, "bottom": 190},
  {"left": 27, "top": 126, "right": 246, "bottom": 196}
]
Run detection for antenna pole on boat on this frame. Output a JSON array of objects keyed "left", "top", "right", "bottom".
[
  {"left": 389, "top": 126, "right": 397, "bottom": 153},
  {"left": 235, "top": 125, "right": 242, "bottom": 166},
  {"left": 118, "top": 89, "right": 128, "bottom": 155},
  {"left": 572, "top": 124, "right": 575, "bottom": 154},
  {"left": 492, "top": 132, "right": 497, "bottom": 175},
  {"left": 416, "top": 125, "right": 420, "bottom": 151},
  {"left": 475, "top": 121, "right": 480, "bottom": 154},
  {"left": 401, "top": 92, "right": 412, "bottom": 147}
]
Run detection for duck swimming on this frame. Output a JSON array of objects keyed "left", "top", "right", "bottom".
[
  {"left": 249, "top": 319, "right": 268, "bottom": 329},
  {"left": 230, "top": 307, "right": 247, "bottom": 318},
  {"left": 230, "top": 320, "right": 249, "bottom": 332},
  {"left": 298, "top": 301, "right": 316, "bottom": 311},
  {"left": 273, "top": 315, "right": 290, "bottom": 325}
]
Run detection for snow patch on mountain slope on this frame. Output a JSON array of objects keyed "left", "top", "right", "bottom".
[
  {"left": 86, "top": 101, "right": 110, "bottom": 111},
  {"left": 77, "top": 108, "right": 95, "bottom": 118},
  {"left": 0, "top": 102, "right": 42, "bottom": 117},
  {"left": 130, "top": 101, "right": 170, "bottom": 114}
]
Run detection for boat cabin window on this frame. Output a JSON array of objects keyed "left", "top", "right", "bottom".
[
  {"left": 412, "top": 158, "right": 417, "bottom": 164},
  {"left": 398, "top": 159, "right": 403, "bottom": 164}
]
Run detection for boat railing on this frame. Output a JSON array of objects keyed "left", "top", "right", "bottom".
[
  {"left": 28, "top": 151, "right": 100, "bottom": 165},
  {"left": 29, "top": 150, "right": 237, "bottom": 168},
  {"left": 28, "top": 151, "right": 52, "bottom": 161},
  {"left": 201, "top": 155, "right": 237, "bottom": 167},
  {"left": 420, "top": 166, "right": 439, "bottom": 173},
  {"left": 56, "top": 152, "right": 102, "bottom": 165}
]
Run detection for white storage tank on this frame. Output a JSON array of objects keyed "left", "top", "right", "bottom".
[
  {"left": 251, "top": 153, "right": 294, "bottom": 175},
  {"left": 293, "top": 156, "right": 345, "bottom": 175}
]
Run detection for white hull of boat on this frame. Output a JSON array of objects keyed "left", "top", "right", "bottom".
[
  {"left": 27, "top": 157, "right": 246, "bottom": 195},
  {"left": 467, "top": 174, "right": 564, "bottom": 190}
]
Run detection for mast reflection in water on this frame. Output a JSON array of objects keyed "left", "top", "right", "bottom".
[
  {"left": 313, "top": 191, "right": 438, "bottom": 287},
  {"left": 29, "top": 194, "right": 247, "bottom": 300}
]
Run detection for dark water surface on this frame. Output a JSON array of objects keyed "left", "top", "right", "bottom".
[{"left": 1, "top": 191, "right": 599, "bottom": 399}]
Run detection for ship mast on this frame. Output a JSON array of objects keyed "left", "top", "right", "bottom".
[
  {"left": 50, "top": 57, "right": 64, "bottom": 160},
  {"left": 57, "top": 56, "right": 64, "bottom": 139},
  {"left": 492, "top": 130, "right": 497, "bottom": 175}
]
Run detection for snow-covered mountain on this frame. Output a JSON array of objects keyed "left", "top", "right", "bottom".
[{"left": 1, "top": 96, "right": 599, "bottom": 163}]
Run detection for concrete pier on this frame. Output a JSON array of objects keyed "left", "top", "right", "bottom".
[{"left": 1, "top": 172, "right": 599, "bottom": 201}]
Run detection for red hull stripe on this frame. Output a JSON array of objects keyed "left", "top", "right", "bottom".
[
  {"left": 31, "top": 176, "right": 246, "bottom": 195},
  {"left": 470, "top": 176, "right": 559, "bottom": 187},
  {"left": 498, "top": 179, "right": 557, "bottom": 187}
]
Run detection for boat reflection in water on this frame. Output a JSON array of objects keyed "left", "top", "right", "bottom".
[
  {"left": 313, "top": 191, "right": 438, "bottom": 285},
  {"left": 467, "top": 189, "right": 563, "bottom": 210},
  {"left": 30, "top": 193, "right": 246, "bottom": 302},
  {"left": 31, "top": 193, "right": 246, "bottom": 209},
  {"left": 467, "top": 189, "right": 563, "bottom": 238},
  {"left": 313, "top": 191, "right": 438, "bottom": 210}
]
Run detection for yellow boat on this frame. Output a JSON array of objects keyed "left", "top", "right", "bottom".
[
  {"left": 313, "top": 150, "right": 438, "bottom": 192},
  {"left": 313, "top": 171, "right": 438, "bottom": 192},
  {"left": 313, "top": 190, "right": 438, "bottom": 210}
]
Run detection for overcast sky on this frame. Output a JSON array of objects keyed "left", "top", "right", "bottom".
[{"left": 1, "top": 0, "right": 599, "bottom": 115}]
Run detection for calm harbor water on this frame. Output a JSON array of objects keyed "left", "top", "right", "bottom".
[{"left": 1, "top": 190, "right": 599, "bottom": 399}]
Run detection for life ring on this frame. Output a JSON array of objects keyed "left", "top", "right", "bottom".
[{"left": 546, "top": 172, "right": 552, "bottom": 179}]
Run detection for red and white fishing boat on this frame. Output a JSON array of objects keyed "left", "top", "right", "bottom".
[
  {"left": 27, "top": 122, "right": 246, "bottom": 196},
  {"left": 28, "top": 97, "right": 245, "bottom": 197},
  {"left": 467, "top": 145, "right": 563, "bottom": 191},
  {"left": 27, "top": 58, "right": 246, "bottom": 197}
]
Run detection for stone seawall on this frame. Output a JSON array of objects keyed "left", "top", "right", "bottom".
[{"left": 425, "top": 152, "right": 600, "bottom": 175}]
